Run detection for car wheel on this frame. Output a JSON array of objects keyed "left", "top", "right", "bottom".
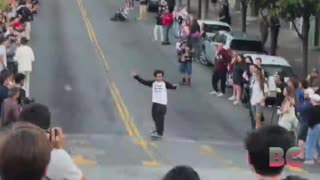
[{"left": 199, "top": 50, "right": 208, "bottom": 65}]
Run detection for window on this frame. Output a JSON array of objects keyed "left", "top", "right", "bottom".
[
  {"left": 203, "top": 24, "right": 231, "bottom": 33},
  {"left": 262, "top": 65, "right": 295, "bottom": 78},
  {"left": 215, "top": 34, "right": 227, "bottom": 44},
  {"left": 229, "top": 40, "right": 264, "bottom": 53}
]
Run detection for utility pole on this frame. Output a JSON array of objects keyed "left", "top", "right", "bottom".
[
  {"left": 187, "top": 0, "right": 191, "bottom": 12},
  {"left": 198, "top": 0, "right": 202, "bottom": 19},
  {"left": 315, "top": 14, "right": 320, "bottom": 47}
]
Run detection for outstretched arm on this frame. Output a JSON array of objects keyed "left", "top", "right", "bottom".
[
  {"left": 133, "top": 75, "right": 154, "bottom": 87},
  {"left": 165, "top": 81, "right": 178, "bottom": 90}
]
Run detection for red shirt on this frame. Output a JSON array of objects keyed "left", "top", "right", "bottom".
[
  {"left": 12, "top": 21, "right": 22, "bottom": 29},
  {"left": 214, "top": 48, "right": 231, "bottom": 71},
  {"left": 162, "top": 13, "right": 174, "bottom": 26}
]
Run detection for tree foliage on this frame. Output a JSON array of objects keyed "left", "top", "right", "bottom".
[{"left": 278, "top": 0, "right": 320, "bottom": 21}]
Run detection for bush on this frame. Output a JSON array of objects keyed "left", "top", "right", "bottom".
[{"left": 0, "top": 0, "right": 9, "bottom": 11}]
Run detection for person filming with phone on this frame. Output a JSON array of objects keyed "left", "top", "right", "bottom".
[{"left": 17, "top": 103, "right": 86, "bottom": 180}]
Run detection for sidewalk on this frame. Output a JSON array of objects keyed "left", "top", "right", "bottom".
[{"left": 187, "top": 0, "right": 320, "bottom": 77}]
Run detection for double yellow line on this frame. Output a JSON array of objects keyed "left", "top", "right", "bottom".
[
  {"left": 77, "top": 0, "right": 109, "bottom": 71},
  {"left": 76, "top": 0, "right": 160, "bottom": 167}
]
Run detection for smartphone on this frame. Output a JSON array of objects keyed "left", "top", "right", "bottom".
[{"left": 46, "top": 128, "right": 59, "bottom": 141}]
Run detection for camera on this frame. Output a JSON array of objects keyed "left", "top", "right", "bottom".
[{"left": 46, "top": 128, "right": 59, "bottom": 141}]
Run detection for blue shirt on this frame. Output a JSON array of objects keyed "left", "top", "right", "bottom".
[
  {"left": 0, "top": 85, "right": 9, "bottom": 112},
  {"left": 296, "top": 88, "right": 304, "bottom": 104},
  {"left": 296, "top": 101, "right": 313, "bottom": 124}
]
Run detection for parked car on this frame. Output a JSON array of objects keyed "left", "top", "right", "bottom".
[
  {"left": 147, "top": 0, "right": 160, "bottom": 12},
  {"left": 200, "top": 31, "right": 266, "bottom": 65},
  {"left": 244, "top": 54, "right": 295, "bottom": 105},
  {"left": 195, "top": 20, "right": 231, "bottom": 64}
]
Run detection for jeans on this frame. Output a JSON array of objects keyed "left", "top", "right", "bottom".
[
  {"left": 154, "top": 25, "right": 164, "bottom": 41},
  {"left": 305, "top": 124, "right": 320, "bottom": 160},
  {"left": 212, "top": 69, "right": 227, "bottom": 94},
  {"left": 151, "top": 103, "right": 167, "bottom": 135},
  {"left": 163, "top": 25, "right": 172, "bottom": 43}
]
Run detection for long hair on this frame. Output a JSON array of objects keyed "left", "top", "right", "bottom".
[{"left": 256, "top": 68, "right": 265, "bottom": 92}]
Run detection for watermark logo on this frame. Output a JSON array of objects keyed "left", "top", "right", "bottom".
[{"left": 269, "top": 147, "right": 303, "bottom": 167}]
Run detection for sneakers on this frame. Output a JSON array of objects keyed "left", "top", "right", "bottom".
[
  {"left": 217, "top": 93, "right": 224, "bottom": 97},
  {"left": 228, "top": 96, "right": 235, "bottom": 101},
  {"left": 209, "top": 91, "right": 218, "bottom": 95},
  {"left": 233, "top": 101, "right": 240, "bottom": 105},
  {"left": 151, "top": 132, "right": 163, "bottom": 140}
]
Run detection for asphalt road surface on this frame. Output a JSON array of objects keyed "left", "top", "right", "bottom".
[{"left": 30, "top": 0, "right": 319, "bottom": 179}]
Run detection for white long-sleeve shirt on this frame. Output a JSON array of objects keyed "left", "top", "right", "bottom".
[{"left": 14, "top": 45, "right": 35, "bottom": 72}]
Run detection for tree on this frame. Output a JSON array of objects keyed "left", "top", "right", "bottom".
[
  {"left": 278, "top": 0, "right": 320, "bottom": 77},
  {"left": 240, "top": 0, "right": 250, "bottom": 32},
  {"left": 255, "top": 0, "right": 281, "bottom": 55}
]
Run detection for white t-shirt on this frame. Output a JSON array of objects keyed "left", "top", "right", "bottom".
[
  {"left": 250, "top": 77, "right": 268, "bottom": 105},
  {"left": 14, "top": 45, "right": 35, "bottom": 72},
  {"left": 47, "top": 149, "right": 83, "bottom": 180},
  {"left": 152, "top": 81, "right": 167, "bottom": 105},
  {"left": 0, "top": 45, "right": 7, "bottom": 69}
]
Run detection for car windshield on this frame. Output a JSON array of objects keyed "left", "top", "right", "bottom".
[
  {"left": 203, "top": 23, "right": 231, "bottom": 33},
  {"left": 230, "top": 40, "right": 264, "bottom": 53},
  {"left": 262, "top": 65, "right": 295, "bottom": 78}
]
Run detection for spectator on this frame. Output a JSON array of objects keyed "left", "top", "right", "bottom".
[
  {"left": 0, "top": 36, "right": 8, "bottom": 71},
  {"left": 254, "top": 57, "right": 265, "bottom": 76},
  {"left": 306, "top": 68, "right": 319, "bottom": 91},
  {"left": 17, "top": 103, "right": 86, "bottom": 180},
  {"left": 296, "top": 85, "right": 314, "bottom": 160},
  {"left": 138, "top": 0, "right": 147, "bottom": 20},
  {"left": 274, "top": 73, "right": 286, "bottom": 107},
  {"left": 14, "top": 37, "right": 35, "bottom": 97},
  {"left": 277, "top": 86, "right": 299, "bottom": 138},
  {"left": 154, "top": 8, "right": 164, "bottom": 41},
  {"left": 14, "top": 73, "right": 26, "bottom": 105},
  {"left": 304, "top": 93, "right": 320, "bottom": 164},
  {"left": 6, "top": 34, "right": 18, "bottom": 74},
  {"left": 178, "top": 41, "right": 193, "bottom": 86},
  {"left": 161, "top": 7, "right": 174, "bottom": 45},
  {"left": 163, "top": 166, "right": 200, "bottom": 180},
  {"left": 16, "top": 0, "right": 33, "bottom": 40},
  {"left": 245, "top": 125, "right": 306, "bottom": 180},
  {"left": 218, "top": 0, "right": 231, "bottom": 25},
  {"left": 0, "top": 70, "right": 12, "bottom": 112},
  {"left": 229, "top": 55, "right": 245, "bottom": 105},
  {"left": 0, "top": 126, "right": 51, "bottom": 180},
  {"left": 1, "top": 86, "right": 21, "bottom": 127},
  {"left": 210, "top": 43, "right": 231, "bottom": 97},
  {"left": 188, "top": 17, "right": 201, "bottom": 61},
  {"left": 250, "top": 66, "right": 268, "bottom": 129}
]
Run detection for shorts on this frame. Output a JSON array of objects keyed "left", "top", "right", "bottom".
[
  {"left": 179, "top": 63, "right": 192, "bottom": 75},
  {"left": 298, "top": 122, "right": 308, "bottom": 141},
  {"left": 251, "top": 104, "right": 264, "bottom": 114}
]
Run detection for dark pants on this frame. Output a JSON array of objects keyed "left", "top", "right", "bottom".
[
  {"left": 163, "top": 25, "right": 172, "bottom": 43},
  {"left": 249, "top": 103, "right": 255, "bottom": 129},
  {"left": 151, "top": 103, "right": 167, "bottom": 135},
  {"left": 212, "top": 69, "right": 227, "bottom": 94}
]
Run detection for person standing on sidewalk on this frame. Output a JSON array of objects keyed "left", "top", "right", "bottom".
[
  {"left": 132, "top": 70, "right": 177, "bottom": 139},
  {"left": 210, "top": 43, "right": 231, "bottom": 97},
  {"left": 154, "top": 8, "right": 164, "bottom": 41},
  {"left": 14, "top": 37, "right": 34, "bottom": 98},
  {"left": 0, "top": 36, "right": 8, "bottom": 71},
  {"left": 218, "top": 0, "right": 231, "bottom": 25},
  {"left": 178, "top": 41, "right": 193, "bottom": 86},
  {"left": 138, "top": 0, "right": 147, "bottom": 20},
  {"left": 161, "top": 8, "right": 174, "bottom": 45}
]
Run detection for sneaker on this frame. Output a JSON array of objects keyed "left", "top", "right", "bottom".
[
  {"left": 304, "top": 160, "right": 315, "bottom": 165},
  {"left": 228, "top": 96, "right": 235, "bottom": 101},
  {"left": 217, "top": 93, "right": 224, "bottom": 97},
  {"left": 209, "top": 91, "right": 218, "bottom": 95},
  {"left": 233, "top": 101, "right": 240, "bottom": 105},
  {"left": 151, "top": 132, "right": 163, "bottom": 140}
]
